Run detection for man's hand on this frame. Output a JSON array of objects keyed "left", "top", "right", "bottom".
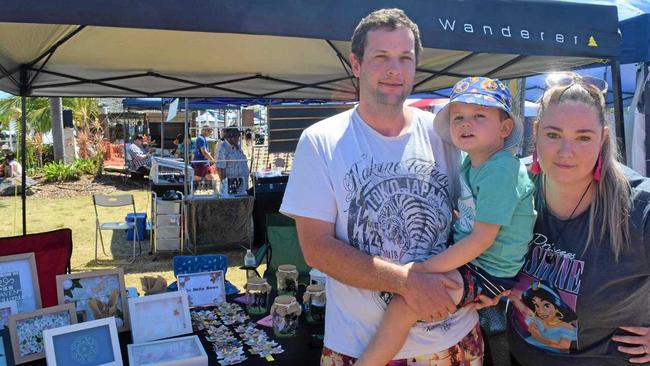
[{"left": 400, "top": 265, "right": 460, "bottom": 321}]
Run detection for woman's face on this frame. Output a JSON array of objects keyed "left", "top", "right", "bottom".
[
  {"left": 536, "top": 101, "right": 607, "bottom": 187},
  {"left": 532, "top": 296, "right": 558, "bottom": 321}
]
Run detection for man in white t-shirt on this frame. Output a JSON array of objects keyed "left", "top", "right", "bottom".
[{"left": 280, "top": 8, "right": 483, "bottom": 365}]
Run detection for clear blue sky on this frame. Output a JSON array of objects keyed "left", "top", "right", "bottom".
[{"left": 0, "top": 91, "right": 9, "bottom": 99}]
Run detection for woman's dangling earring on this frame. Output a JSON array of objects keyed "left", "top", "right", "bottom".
[
  {"left": 530, "top": 150, "right": 542, "bottom": 175},
  {"left": 593, "top": 151, "right": 603, "bottom": 181}
]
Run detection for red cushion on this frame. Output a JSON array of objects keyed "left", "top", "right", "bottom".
[{"left": 0, "top": 229, "right": 72, "bottom": 307}]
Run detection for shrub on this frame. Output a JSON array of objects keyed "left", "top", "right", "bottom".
[
  {"left": 72, "top": 158, "right": 98, "bottom": 175},
  {"left": 43, "top": 161, "right": 80, "bottom": 182}
]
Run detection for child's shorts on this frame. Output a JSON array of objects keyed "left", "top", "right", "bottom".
[{"left": 457, "top": 262, "right": 516, "bottom": 308}]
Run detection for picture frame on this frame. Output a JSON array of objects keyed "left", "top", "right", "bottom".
[
  {"left": 8, "top": 303, "right": 77, "bottom": 364},
  {"left": 176, "top": 270, "right": 226, "bottom": 308},
  {"left": 0, "top": 253, "right": 42, "bottom": 313},
  {"left": 0, "top": 301, "right": 18, "bottom": 329},
  {"left": 127, "top": 335, "right": 207, "bottom": 366},
  {"left": 56, "top": 269, "right": 129, "bottom": 332},
  {"left": 42, "top": 316, "right": 122, "bottom": 366},
  {"left": 128, "top": 291, "right": 192, "bottom": 344}
]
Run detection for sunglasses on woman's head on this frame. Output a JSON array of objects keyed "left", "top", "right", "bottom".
[{"left": 545, "top": 72, "right": 608, "bottom": 94}]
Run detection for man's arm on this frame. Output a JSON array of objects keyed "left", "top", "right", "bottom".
[
  {"left": 416, "top": 221, "right": 500, "bottom": 273},
  {"left": 294, "top": 216, "right": 460, "bottom": 319},
  {"left": 200, "top": 147, "right": 214, "bottom": 163}
]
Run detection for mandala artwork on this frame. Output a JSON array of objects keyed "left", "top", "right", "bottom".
[{"left": 70, "top": 335, "right": 98, "bottom": 363}]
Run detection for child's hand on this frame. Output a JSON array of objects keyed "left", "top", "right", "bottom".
[{"left": 467, "top": 291, "right": 509, "bottom": 310}]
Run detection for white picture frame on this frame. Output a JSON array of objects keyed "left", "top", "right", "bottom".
[
  {"left": 56, "top": 269, "right": 129, "bottom": 332},
  {"left": 0, "top": 300, "right": 18, "bottom": 328},
  {"left": 176, "top": 270, "right": 225, "bottom": 308},
  {"left": 0, "top": 253, "right": 42, "bottom": 313},
  {"left": 128, "top": 291, "right": 192, "bottom": 343},
  {"left": 127, "top": 335, "right": 207, "bottom": 366},
  {"left": 8, "top": 303, "right": 77, "bottom": 364},
  {"left": 42, "top": 316, "right": 122, "bottom": 366}
]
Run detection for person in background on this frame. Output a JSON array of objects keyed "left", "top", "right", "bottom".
[
  {"left": 192, "top": 124, "right": 216, "bottom": 188},
  {"left": 173, "top": 134, "right": 185, "bottom": 158},
  {"left": 127, "top": 134, "right": 151, "bottom": 175},
  {"left": 216, "top": 127, "right": 249, "bottom": 195},
  {"left": 4, "top": 152, "right": 22, "bottom": 179}
]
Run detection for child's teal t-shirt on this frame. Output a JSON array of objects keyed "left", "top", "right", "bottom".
[{"left": 453, "top": 150, "right": 536, "bottom": 277}]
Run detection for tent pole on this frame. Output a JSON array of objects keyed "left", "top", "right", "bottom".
[
  {"left": 160, "top": 100, "right": 164, "bottom": 157},
  {"left": 611, "top": 60, "right": 626, "bottom": 164},
  {"left": 643, "top": 62, "right": 650, "bottom": 174},
  {"left": 19, "top": 65, "right": 28, "bottom": 235}
]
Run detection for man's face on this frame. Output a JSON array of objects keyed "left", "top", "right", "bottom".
[
  {"left": 202, "top": 128, "right": 213, "bottom": 137},
  {"left": 350, "top": 27, "right": 416, "bottom": 108},
  {"left": 134, "top": 138, "right": 143, "bottom": 147}
]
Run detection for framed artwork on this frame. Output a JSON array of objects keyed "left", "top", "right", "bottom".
[
  {"left": 128, "top": 291, "right": 191, "bottom": 343},
  {"left": 8, "top": 303, "right": 76, "bottom": 364},
  {"left": 0, "top": 253, "right": 41, "bottom": 313},
  {"left": 177, "top": 270, "right": 225, "bottom": 308},
  {"left": 42, "top": 317, "right": 122, "bottom": 366},
  {"left": 127, "top": 335, "right": 207, "bottom": 366},
  {"left": 56, "top": 269, "right": 129, "bottom": 332},
  {"left": 0, "top": 301, "right": 18, "bottom": 329}
]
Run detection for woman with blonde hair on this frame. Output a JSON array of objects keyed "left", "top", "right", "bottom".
[{"left": 498, "top": 72, "right": 650, "bottom": 365}]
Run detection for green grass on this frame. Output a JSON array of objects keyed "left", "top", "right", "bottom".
[{"left": 0, "top": 191, "right": 259, "bottom": 294}]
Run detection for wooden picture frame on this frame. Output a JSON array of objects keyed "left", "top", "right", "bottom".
[
  {"left": 56, "top": 269, "right": 129, "bottom": 332},
  {"left": 127, "top": 335, "right": 207, "bottom": 366},
  {"left": 128, "top": 291, "right": 192, "bottom": 343},
  {"left": 42, "top": 316, "right": 122, "bottom": 366},
  {"left": 8, "top": 303, "right": 76, "bottom": 364},
  {"left": 176, "top": 270, "right": 226, "bottom": 308},
  {"left": 0, "top": 253, "right": 41, "bottom": 313}
]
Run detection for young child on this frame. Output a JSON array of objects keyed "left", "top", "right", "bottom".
[{"left": 356, "top": 77, "right": 536, "bottom": 365}]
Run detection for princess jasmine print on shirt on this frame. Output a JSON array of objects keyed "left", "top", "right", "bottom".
[{"left": 509, "top": 232, "right": 582, "bottom": 353}]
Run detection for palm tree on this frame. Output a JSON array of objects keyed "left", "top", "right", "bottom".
[{"left": 0, "top": 96, "right": 101, "bottom": 166}]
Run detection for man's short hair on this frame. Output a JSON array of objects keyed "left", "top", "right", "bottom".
[
  {"left": 133, "top": 134, "right": 144, "bottom": 141},
  {"left": 350, "top": 8, "right": 422, "bottom": 64}
]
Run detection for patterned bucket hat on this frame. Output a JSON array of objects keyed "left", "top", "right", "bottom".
[{"left": 433, "top": 76, "right": 523, "bottom": 151}]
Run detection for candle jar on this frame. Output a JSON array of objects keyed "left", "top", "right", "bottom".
[
  {"left": 244, "top": 277, "right": 271, "bottom": 315},
  {"left": 309, "top": 268, "right": 327, "bottom": 285},
  {"left": 276, "top": 264, "right": 298, "bottom": 296},
  {"left": 271, "top": 295, "right": 301, "bottom": 337},
  {"left": 303, "top": 284, "right": 326, "bottom": 324}
]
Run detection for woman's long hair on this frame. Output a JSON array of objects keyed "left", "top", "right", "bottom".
[{"left": 537, "top": 83, "right": 630, "bottom": 259}]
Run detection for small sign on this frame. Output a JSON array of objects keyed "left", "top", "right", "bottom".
[{"left": 177, "top": 271, "right": 226, "bottom": 308}]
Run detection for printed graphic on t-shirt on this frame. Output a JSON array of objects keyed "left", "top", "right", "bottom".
[
  {"left": 343, "top": 154, "right": 452, "bottom": 325},
  {"left": 455, "top": 177, "right": 475, "bottom": 234},
  {"left": 344, "top": 154, "right": 451, "bottom": 263},
  {"left": 510, "top": 233, "right": 582, "bottom": 353}
]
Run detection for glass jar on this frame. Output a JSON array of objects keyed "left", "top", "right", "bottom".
[
  {"left": 309, "top": 268, "right": 327, "bottom": 285},
  {"left": 244, "top": 277, "right": 271, "bottom": 315},
  {"left": 303, "top": 284, "right": 326, "bottom": 324},
  {"left": 271, "top": 295, "right": 301, "bottom": 337},
  {"left": 276, "top": 264, "right": 298, "bottom": 296}
]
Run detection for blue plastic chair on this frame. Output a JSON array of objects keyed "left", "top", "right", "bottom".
[{"left": 168, "top": 254, "right": 239, "bottom": 295}]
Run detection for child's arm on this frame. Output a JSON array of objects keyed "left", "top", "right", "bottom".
[{"left": 415, "top": 220, "right": 500, "bottom": 273}]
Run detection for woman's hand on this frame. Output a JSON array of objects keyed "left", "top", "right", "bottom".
[{"left": 612, "top": 326, "right": 650, "bottom": 364}]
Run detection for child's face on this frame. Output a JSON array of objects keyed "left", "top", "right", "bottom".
[{"left": 449, "top": 103, "right": 513, "bottom": 162}]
